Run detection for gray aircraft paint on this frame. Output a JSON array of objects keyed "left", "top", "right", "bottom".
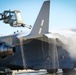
[{"left": 29, "top": 1, "right": 50, "bottom": 35}]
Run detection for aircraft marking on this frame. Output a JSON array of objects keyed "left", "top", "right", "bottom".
[
  {"left": 39, "top": 28, "right": 42, "bottom": 34},
  {"left": 41, "top": 20, "right": 44, "bottom": 26}
]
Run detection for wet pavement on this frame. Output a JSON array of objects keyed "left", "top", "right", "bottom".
[{"left": 16, "top": 70, "right": 76, "bottom": 75}]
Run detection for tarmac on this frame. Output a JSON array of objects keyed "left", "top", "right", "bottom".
[{"left": 12, "top": 69, "right": 76, "bottom": 75}]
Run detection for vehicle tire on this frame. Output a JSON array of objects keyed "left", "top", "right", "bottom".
[
  {"left": 62, "top": 69, "right": 74, "bottom": 73},
  {"left": 47, "top": 69, "right": 57, "bottom": 74}
]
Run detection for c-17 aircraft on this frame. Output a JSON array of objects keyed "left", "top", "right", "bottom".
[{"left": 0, "top": 0, "right": 76, "bottom": 74}]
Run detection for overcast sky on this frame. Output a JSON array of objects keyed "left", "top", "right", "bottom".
[{"left": 0, "top": 0, "right": 76, "bottom": 35}]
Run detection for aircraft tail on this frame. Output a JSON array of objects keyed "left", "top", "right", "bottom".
[{"left": 30, "top": 0, "right": 50, "bottom": 35}]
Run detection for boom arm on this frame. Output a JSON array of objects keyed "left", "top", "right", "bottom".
[{"left": 0, "top": 10, "right": 32, "bottom": 29}]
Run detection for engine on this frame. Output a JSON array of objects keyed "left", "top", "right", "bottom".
[{"left": 0, "top": 42, "right": 15, "bottom": 58}]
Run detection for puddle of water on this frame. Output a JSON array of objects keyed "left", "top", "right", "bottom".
[{"left": 17, "top": 70, "right": 76, "bottom": 75}]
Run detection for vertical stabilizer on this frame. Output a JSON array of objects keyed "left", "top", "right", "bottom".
[{"left": 30, "top": 0, "right": 50, "bottom": 35}]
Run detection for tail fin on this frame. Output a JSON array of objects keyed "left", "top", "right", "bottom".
[{"left": 30, "top": 0, "right": 50, "bottom": 35}]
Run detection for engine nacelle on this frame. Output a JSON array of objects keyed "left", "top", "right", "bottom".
[{"left": 0, "top": 43, "right": 15, "bottom": 58}]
